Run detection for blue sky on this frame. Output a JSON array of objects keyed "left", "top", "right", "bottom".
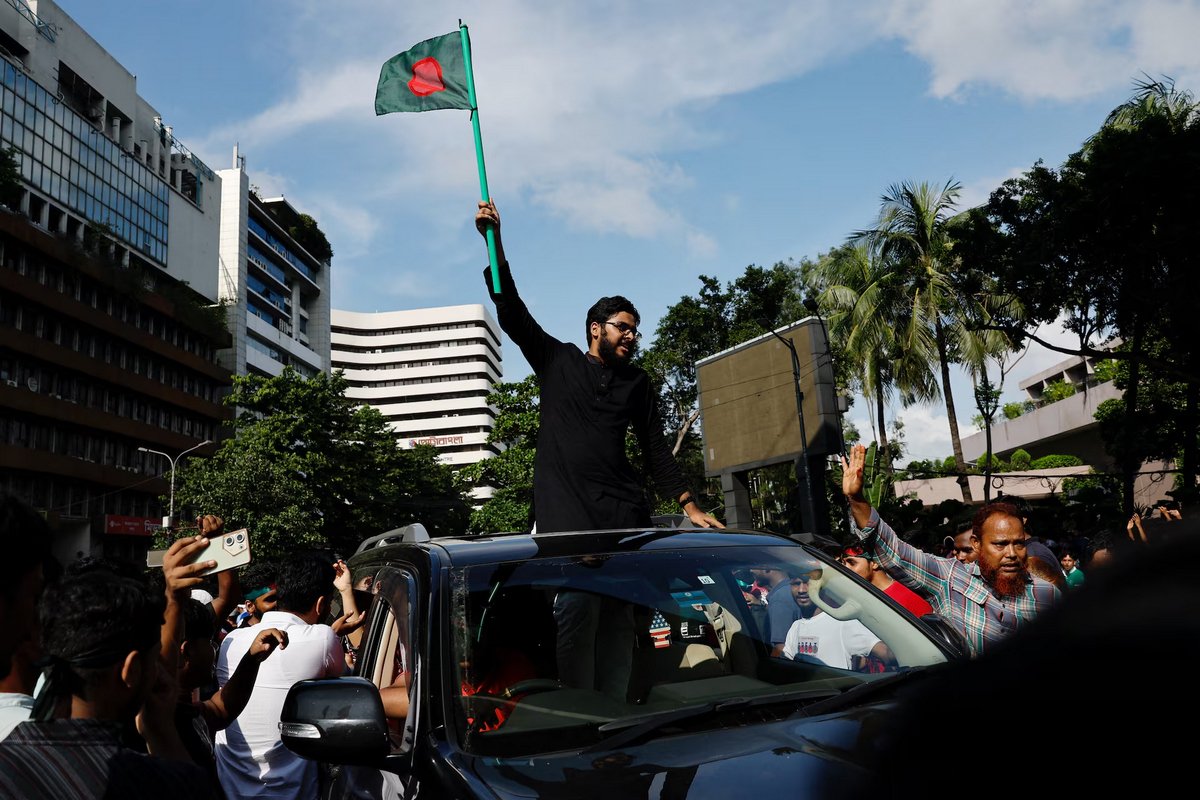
[{"left": 67, "top": 0, "right": 1200, "bottom": 462}]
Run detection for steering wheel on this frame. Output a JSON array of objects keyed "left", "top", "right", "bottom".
[{"left": 465, "top": 678, "right": 565, "bottom": 735}]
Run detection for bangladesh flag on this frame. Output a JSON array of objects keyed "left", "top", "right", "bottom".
[{"left": 375, "top": 31, "right": 473, "bottom": 115}]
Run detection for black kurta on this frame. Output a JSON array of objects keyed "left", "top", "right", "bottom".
[{"left": 486, "top": 263, "right": 688, "bottom": 533}]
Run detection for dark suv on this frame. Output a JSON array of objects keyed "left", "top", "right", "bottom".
[{"left": 280, "top": 523, "right": 963, "bottom": 798}]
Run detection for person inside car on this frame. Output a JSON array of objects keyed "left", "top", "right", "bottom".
[
  {"left": 837, "top": 544, "right": 934, "bottom": 618},
  {"left": 779, "top": 568, "right": 895, "bottom": 671}
]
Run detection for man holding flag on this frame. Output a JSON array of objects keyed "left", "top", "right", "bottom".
[
  {"left": 473, "top": 201, "right": 723, "bottom": 534},
  {"left": 376, "top": 24, "right": 720, "bottom": 534}
]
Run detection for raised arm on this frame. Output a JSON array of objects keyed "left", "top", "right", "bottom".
[
  {"left": 841, "top": 444, "right": 952, "bottom": 595},
  {"left": 475, "top": 200, "right": 558, "bottom": 372},
  {"left": 201, "top": 627, "right": 288, "bottom": 732},
  {"left": 160, "top": 535, "right": 216, "bottom": 672},
  {"left": 329, "top": 560, "right": 367, "bottom": 636},
  {"left": 842, "top": 444, "right": 874, "bottom": 530}
]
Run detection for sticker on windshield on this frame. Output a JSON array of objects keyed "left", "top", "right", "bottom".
[
  {"left": 670, "top": 589, "right": 713, "bottom": 612},
  {"left": 649, "top": 610, "right": 672, "bottom": 648},
  {"left": 697, "top": 575, "right": 715, "bottom": 585}
]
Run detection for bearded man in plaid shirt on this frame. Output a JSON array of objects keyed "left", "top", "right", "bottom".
[{"left": 841, "top": 444, "right": 1060, "bottom": 657}]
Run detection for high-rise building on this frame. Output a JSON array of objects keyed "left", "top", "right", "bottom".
[
  {"left": 0, "top": 0, "right": 231, "bottom": 562},
  {"left": 330, "top": 305, "right": 502, "bottom": 499},
  {"left": 216, "top": 155, "right": 331, "bottom": 379}
]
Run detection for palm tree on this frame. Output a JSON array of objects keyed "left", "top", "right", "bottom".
[
  {"left": 853, "top": 179, "right": 989, "bottom": 501},
  {"left": 1100, "top": 76, "right": 1199, "bottom": 134},
  {"left": 808, "top": 242, "right": 938, "bottom": 472}
]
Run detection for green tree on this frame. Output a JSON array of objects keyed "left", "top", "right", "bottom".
[
  {"left": 1093, "top": 334, "right": 1189, "bottom": 498},
  {"left": 288, "top": 213, "right": 333, "bottom": 263},
  {"left": 1002, "top": 402, "right": 1029, "bottom": 420},
  {"left": 955, "top": 78, "right": 1200, "bottom": 506},
  {"left": 853, "top": 180, "right": 1012, "bottom": 501},
  {"left": 0, "top": 147, "right": 21, "bottom": 209},
  {"left": 807, "top": 242, "right": 938, "bottom": 478},
  {"left": 462, "top": 376, "right": 539, "bottom": 533},
  {"left": 174, "top": 367, "right": 469, "bottom": 556},
  {"left": 1041, "top": 380, "right": 1077, "bottom": 404}
]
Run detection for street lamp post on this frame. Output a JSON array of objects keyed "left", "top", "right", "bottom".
[
  {"left": 764, "top": 327, "right": 819, "bottom": 536},
  {"left": 138, "top": 440, "right": 212, "bottom": 530},
  {"left": 803, "top": 297, "right": 852, "bottom": 537}
]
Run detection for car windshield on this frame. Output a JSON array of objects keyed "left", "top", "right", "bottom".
[{"left": 449, "top": 543, "right": 948, "bottom": 756}]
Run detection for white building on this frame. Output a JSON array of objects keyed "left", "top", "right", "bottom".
[
  {"left": 1, "top": 0, "right": 220, "bottom": 294},
  {"left": 216, "top": 153, "right": 331, "bottom": 379},
  {"left": 330, "top": 305, "right": 502, "bottom": 499},
  {"left": 895, "top": 349, "right": 1172, "bottom": 507}
]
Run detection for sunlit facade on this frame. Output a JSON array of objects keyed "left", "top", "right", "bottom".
[{"left": 331, "top": 305, "right": 501, "bottom": 500}]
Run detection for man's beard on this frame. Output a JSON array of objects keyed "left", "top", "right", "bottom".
[
  {"left": 598, "top": 334, "right": 634, "bottom": 366},
  {"left": 979, "top": 560, "right": 1029, "bottom": 598}
]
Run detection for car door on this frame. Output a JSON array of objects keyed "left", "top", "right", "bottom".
[{"left": 322, "top": 563, "right": 423, "bottom": 800}]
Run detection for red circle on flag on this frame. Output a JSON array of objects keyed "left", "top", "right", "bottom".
[{"left": 408, "top": 57, "right": 448, "bottom": 96}]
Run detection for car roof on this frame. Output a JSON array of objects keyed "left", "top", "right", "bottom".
[{"left": 356, "top": 526, "right": 808, "bottom": 569}]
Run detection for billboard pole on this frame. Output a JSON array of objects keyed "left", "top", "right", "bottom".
[{"left": 765, "top": 328, "right": 819, "bottom": 536}]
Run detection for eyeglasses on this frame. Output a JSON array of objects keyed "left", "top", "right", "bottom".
[
  {"left": 790, "top": 569, "right": 824, "bottom": 584},
  {"left": 840, "top": 545, "right": 867, "bottom": 559},
  {"left": 604, "top": 320, "right": 642, "bottom": 340}
]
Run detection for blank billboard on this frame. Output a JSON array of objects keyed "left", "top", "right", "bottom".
[{"left": 696, "top": 318, "right": 840, "bottom": 476}]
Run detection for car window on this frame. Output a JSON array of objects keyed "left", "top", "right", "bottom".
[
  {"left": 355, "top": 565, "right": 418, "bottom": 754},
  {"left": 449, "top": 544, "right": 949, "bottom": 756}
]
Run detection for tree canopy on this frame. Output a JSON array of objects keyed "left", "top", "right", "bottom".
[
  {"left": 954, "top": 78, "right": 1200, "bottom": 504},
  {"left": 461, "top": 375, "right": 539, "bottom": 533},
  {"left": 173, "top": 367, "right": 470, "bottom": 556}
]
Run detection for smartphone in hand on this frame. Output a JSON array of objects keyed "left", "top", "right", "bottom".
[{"left": 146, "top": 528, "right": 252, "bottom": 575}]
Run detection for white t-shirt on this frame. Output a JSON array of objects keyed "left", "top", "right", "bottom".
[
  {"left": 781, "top": 611, "right": 880, "bottom": 669},
  {"left": 0, "top": 693, "right": 34, "bottom": 741},
  {"left": 214, "top": 611, "right": 345, "bottom": 800}
]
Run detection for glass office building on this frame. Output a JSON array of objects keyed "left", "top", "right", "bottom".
[{"left": 0, "top": 61, "right": 170, "bottom": 264}]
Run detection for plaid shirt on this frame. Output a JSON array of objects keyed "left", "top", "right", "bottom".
[
  {"left": 0, "top": 719, "right": 214, "bottom": 800},
  {"left": 852, "top": 511, "right": 1060, "bottom": 657}
]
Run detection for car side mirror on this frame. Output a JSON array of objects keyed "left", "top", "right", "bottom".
[
  {"left": 280, "top": 676, "right": 390, "bottom": 765},
  {"left": 918, "top": 613, "right": 968, "bottom": 658}
]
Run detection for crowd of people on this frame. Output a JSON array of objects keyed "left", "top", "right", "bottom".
[
  {"left": 0, "top": 502, "right": 371, "bottom": 800},
  {"left": 0, "top": 199, "right": 1191, "bottom": 796}
]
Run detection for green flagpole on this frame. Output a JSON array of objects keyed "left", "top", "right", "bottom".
[{"left": 459, "top": 21, "right": 501, "bottom": 294}]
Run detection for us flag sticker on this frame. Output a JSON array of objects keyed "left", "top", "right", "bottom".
[{"left": 649, "top": 611, "right": 672, "bottom": 649}]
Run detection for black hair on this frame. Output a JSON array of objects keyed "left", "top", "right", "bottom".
[
  {"left": 274, "top": 553, "right": 334, "bottom": 614},
  {"left": 239, "top": 558, "right": 279, "bottom": 597},
  {"left": 584, "top": 295, "right": 640, "bottom": 346},
  {"left": 181, "top": 597, "right": 217, "bottom": 644},
  {"left": 66, "top": 554, "right": 146, "bottom": 583},
  {"left": 39, "top": 569, "right": 164, "bottom": 696},
  {"left": 0, "top": 493, "right": 54, "bottom": 598}
]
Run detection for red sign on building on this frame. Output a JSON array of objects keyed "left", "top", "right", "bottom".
[{"left": 103, "top": 515, "right": 158, "bottom": 537}]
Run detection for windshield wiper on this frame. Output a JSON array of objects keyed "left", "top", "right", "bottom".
[
  {"left": 580, "top": 688, "right": 845, "bottom": 754},
  {"left": 794, "top": 666, "right": 936, "bottom": 717}
]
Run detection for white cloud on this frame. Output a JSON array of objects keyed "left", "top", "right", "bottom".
[
  {"left": 193, "top": 1, "right": 878, "bottom": 256},
  {"left": 880, "top": 0, "right": 1200, "bottom": 102},
  {"left": 332, "top": 267, "right": 444, "bottom": 307},
  {"left": 848, "top": 400, "right": 960, "bottom": 464},
  {"left": 958, "top": 166, "right": 1027, "bottom": 211},
  {"left": 188, "top": 0, "right": 1194, "bottom": 276}
]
